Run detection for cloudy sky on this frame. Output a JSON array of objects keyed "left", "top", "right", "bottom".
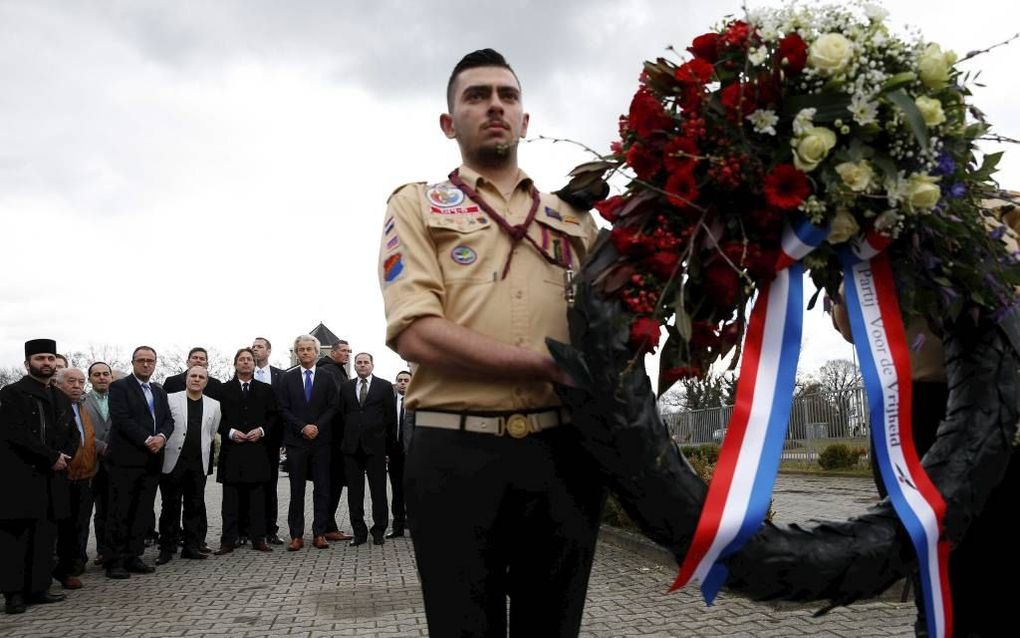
[{"left": 1, "top": 0, "right": 1016, "bottom": 388}]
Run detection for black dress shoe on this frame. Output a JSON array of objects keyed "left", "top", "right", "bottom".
[
  {"left": 105, "top": 566, "right": 130, "bottom": 579},
  {"left": 180, "top": 548, "right": 207, "bottom": 560},
  {"left": 124, "top": 558, "right": 155, "bottom": 574},
  {"left": 4, "top": 594, "right": 26, "bottom": 614},
  {"left": 266, "top": 534, "right": 284, "bottom": 545},
  {"left": 237, "top": 536, "right": 249, "bottom": 546},
  {"left": 155, "top": 551, "right": 173, "bottom": 565},
  {"left": 26, "top": 590, "right": 66, "bottom": 604},
  {"left": 385, "top": 529, "right": 404, "bottom": 539},
  {"left": 372, "top": 536, "right": 385, "bottom": 546},
  {"left": 198, "top": 544, "right": 213, "bottom": 554},
  {"left": 349, "top": 537, "right": 367, "bottom": 547}
]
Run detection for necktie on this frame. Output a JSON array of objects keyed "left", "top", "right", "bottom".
[
  {"left": 256, "top": 368, "right": 264, "bottom": 382},
  {"left": 72, "top": 403, "right": 85, "bottom": 444},
  {"left": 359, "top": 379, "right": 368, "bottom": 406},
  {"left": 141, "top": 383, "right": 155, "bottom": 431},
  {"left": 304, "top": 370, "right": 313, "bottom": 402},
  {"left": 397, "top": 396, "right": 404, "bottom": 441},
  {"left": 242, "top": 382, "right": 250, "bottom": 395}
]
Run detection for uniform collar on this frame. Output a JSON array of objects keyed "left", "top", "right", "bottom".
[{"left": 456, "top": 164, "right": 533, "bottom": 195}]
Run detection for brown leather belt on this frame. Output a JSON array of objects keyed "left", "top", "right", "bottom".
[{"left": 414, "top": 409, "right": 569, "bottom": 439}]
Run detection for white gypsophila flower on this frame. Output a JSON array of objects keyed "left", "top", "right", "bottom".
[
  {"left": 873, "top": 209, "right": 903, "bottom": 236},
  {"left": 748, "top": 46, "right": 768, "bottom": 65},
  {"left": 747, "top": 109, "right": 779, "bottom": 135},
  {"left": 884, "top": 175, "right": 909, "bottom": 206},
  {"left": 793, "top": 108, "right": 817, "bottom": 136},
  {"left": 848, "top": 93, "right": 878, "bottom": 126},
  {"left": 863, "top": 3, "right": 889, "bottom": 22}
]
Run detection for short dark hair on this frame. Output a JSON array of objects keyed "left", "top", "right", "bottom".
[
  {"left": 233, "top": 348, "right": 255, "bottom": 365},
  {"left": 253, "top": 337, "right": 271, "bottom": 350},
  {"left": 88, "top": 361, "right": 111, "bottom": 376},
  {"left": 446, "top": 48, "right": 518, "bottom": 111},
  {"left": 354, "top": 352, "right": 374, "bottom": 363},
  {"left": 187, "top": 347, "right": 208, "bottom": 359},
  {"left": 396, "top": 370, "right": 412, "bottom": 380},
  {"left": 55, "top": 354, "right": 69, "bottom": 366},
  {"left": 331, "top": 340, "right": 349, "bottom": 352},
  {"left": 132, "top": 346, "right": 157, "bottom": 360}
]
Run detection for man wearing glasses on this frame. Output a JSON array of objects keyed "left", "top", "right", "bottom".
[{"left": 103, "top": 346, "right": 174, "bottom": 579}]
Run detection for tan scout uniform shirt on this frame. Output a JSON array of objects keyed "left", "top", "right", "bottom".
[{"left": 380, "top": 165, "right": 599, "bottom": 412}]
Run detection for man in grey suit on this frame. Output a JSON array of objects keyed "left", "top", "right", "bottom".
[{"left": 83, "top": 362, "right": 114, "bottom": 565}]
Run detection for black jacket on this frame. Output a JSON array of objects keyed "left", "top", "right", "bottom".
[
  {"left": 106, "top": 376, "right": 174, "bottom": 470},
  {"left": 278, "top": 367, "right": 338, "bottom": 448},
  {"left": 0, "top": 376, "right": 79, "bottom": 520},
  {"left": 339, "top": 376, "right": 396, "bottom": 456},
  {"left": 217, "top": 378, "right": 277, "bottom": 484},
  {"left": 163, "top": 371, "right": 223, "bottom": 401}
]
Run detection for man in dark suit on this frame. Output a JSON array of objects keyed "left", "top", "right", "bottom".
[
  {"left": 318, "top": 339, "right": 354, "bottom": 543},
  {"left": 277, "top": 335, "right": 338, "bottom": 551},
  {"left": 83, "top": 362, "right": 114, "bottom": 565},
  {"left": 250, "top": 337, "right": 285, "bottom": 545},
  {"left": 340, "top": 353, "right": 396, "bottom": 546},
  {"left": 104, "top": 346, "right": 174, "bottom": 579},
  {"left": 0, "top": 339, "right": 78, "bottom": 614},
  {"left": 215, "top": 348, "right": 277, "bottom": 554},
  {"left": 162, "top": 347, "right": 223, "bottom": 399},
  {"left": 387, "top": 370, "right": 412, "bottom": 538}
]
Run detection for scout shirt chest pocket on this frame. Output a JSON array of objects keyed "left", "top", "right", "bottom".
[
  {"left": 532, "top": 207, "right": 588, "bottom": 285},
  {"left": 426, "top": 214, "right": 497, "bottom": 284}
]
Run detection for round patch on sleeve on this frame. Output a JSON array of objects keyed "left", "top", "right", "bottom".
[{"left": 450, "top": 245, "right": 477, "bottom": 265}]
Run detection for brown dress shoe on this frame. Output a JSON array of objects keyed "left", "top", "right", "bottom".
[
  {"left": 287, "top": 538, "right": 303, "bottom": 552},
  {"left": 312, "top": 535, "right": 329, "bottom": 549},
  {"left": 251, "top": 540, "right": 273, "bottom": 552},
  {"left": 323, "top": 531, "right": 353, "bottom": 542},
  {"left": 59, "top": 577, "right": 83, "bottom": 590},
  {"left": 212, "top": 544, "right": 235, "bottom": 556}
]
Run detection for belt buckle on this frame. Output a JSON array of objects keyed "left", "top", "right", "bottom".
[{"left": 504, "top": 413, "right": 530, "bottom": 439}]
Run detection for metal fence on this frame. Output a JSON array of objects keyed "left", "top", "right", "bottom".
[{"left": 662, "top": 386, "right": 870, "bottom": 463}]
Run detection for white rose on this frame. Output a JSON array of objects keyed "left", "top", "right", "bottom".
[
  {"left": 827, "top": 208, "right": 861, "bottom": 244},
  {"left": 873, "top": 210, "right": 902, "bottom": 236},
  {"left": 905, "top": 174, "right": 941, "bottom": 211},
  {"left": 917, "top": 43, "right": 957, "bottom": 90},
  {"left": 792, "top": 126, "right": 837, "bottom": 172},
  {"left": 808, "top": 33, "right": 853, "bottom": 76},
  {"left": 914, "top": 95, "right": 946, "bottom": 127},
  {"left": 835, "top": 160, "right": 875, "bottom": 192}
]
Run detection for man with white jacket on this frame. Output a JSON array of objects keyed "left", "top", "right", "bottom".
[{"left": 156, "top": 366, "right": 221, "bottom": 565}]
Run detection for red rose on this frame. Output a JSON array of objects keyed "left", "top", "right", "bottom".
[
  {"left": 704, "top": 261, "right": 742, "bottom": 307},
  {"left": 645, "top": 250, "right": 680, "bottom": 280},
  {"left": 764, "top": 164, "right": 811, "bottom": 210},
  {"left": 677, "top": 86, "right": 705, "bottom": 113},
  {"left": 665, "top": 167, "right": 699, "bottom": 210},
  {"left": 661, "top": 365, "right": 702, "bottom": 387},
  {"left": 688, "top": 33, "right": 720, "bottom": 62},
  {"left": 610, "top": 226, "right": 654, "bottom": 257},
  {"left": 628, "top": 89, "right": 673, "bottom": 139},
  {"left": 776, "top": 34, "right": 808, "bottom": 75},
  {"left": 625, "top": 142, "right": 662, "bottom": 180},
  {"left": 722, "top": 20, "right": 752, "bottom": 47},
  {"left": 663, "top": 136, "right": 699, "bottom": 173},
  {"left": 629, "top": 317, "right": 662, "bottom": 354},
  {"left": 675, "top": 58, "right": 714, "bottom": 86},
  {"left": 719, "top": 81, "right": 757, "bottom": 119},
  {"left": 595, "top": 195, "right": 626, "bottom": 223}
]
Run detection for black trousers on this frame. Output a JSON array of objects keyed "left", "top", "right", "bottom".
[
  {"left": 285, "top": 445, "right": 331, "bottom": 538},
  {"left": 265, "top": 444, "right": 282, "bottom": 536},
  {"left": 106, "top": 464, "right": 160, "bottom": 567},
  {"left": 92, "top": 464, "right": 110, "bottom": 557},
  {"left": 54, "top": 478, "right": 94, "bottom": 578},
  {"left": 325, "top": 444, "right": 347, "bottom": 533},
  {"left": 158, "top": 461, "right": 207, "bottom": 553},
  {"left": 344, "top": 448, "right": 387, "bottom": 539},
  {"left": 0, "top": 518, "right": 56, "bottom": 595},
  {"left": 406, "top": 426, "right": 605, "bottom": 637},
  {"left": 387, "top": 446, "right": 406, "bottom": 530},
  {"left": 221, "top": 482, "right": 266, "bottom": 544}
]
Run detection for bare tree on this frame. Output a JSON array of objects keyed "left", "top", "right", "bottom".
[
  {"left": 815, "top": 358, "right": 863, "bottom": 432},
  {"left": 0, "top": 365, "right": 24, "bottom": 390}
]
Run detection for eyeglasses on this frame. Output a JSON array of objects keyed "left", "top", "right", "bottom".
[{"left": 133, "top": 358, "right": 156, "bottom": 365}]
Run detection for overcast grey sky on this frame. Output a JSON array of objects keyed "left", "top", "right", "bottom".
[{"left": 1, "top": 0, "right": 1017, "bottom": 386}]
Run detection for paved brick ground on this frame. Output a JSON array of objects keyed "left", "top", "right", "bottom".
[{"left": 0, "top": 473, "right": 916, "bottom": 637}]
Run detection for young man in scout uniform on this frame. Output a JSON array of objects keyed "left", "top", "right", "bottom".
[{"left": 379, "top": 48, "right": 605, "bottom": 636}]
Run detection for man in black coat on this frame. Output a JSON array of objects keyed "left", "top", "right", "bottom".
[
  {"left": 162, "top": 347, "right": 224, "bottom": 400},
  {"left": 387, "top": 370, "right": 412, "bottom": 538},
  {"left": 250, "top": 336, "right": 285, "bottom": 545},
  {"left": 0, "top": 339, "right": 78, "bottom": 614},
  {"left": 317, "top": 340, "right": 354, "bottom": 542},
  {"left": 339, "top": 353, "right": 397, "bottom": 546},
  {"left": 277, "top": 335, "right": 338, "bottom": 550},
  {"left": 215, "top": 348, "right": 277, "bottom": 554},
  {"left": 104, "top": 346, "right": 174, "bottom": 579}
]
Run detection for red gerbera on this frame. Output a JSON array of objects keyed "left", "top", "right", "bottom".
[
  {"left": 688, "top": 33, "right": 720, "bottom": 62},
  {"left": 626, "top": 142, "right": 662, "bottom": 180},
  {"left": 721, "top": 20, "right": 755, "bottom": 48},
  {"left": 595, "top": 195, "right": 626, "bottom": 223},
  {"left": 663, "top": 136, "right": 699, "bottom": 173},
  {"left": 675, "top": 58, "right": 714, "bottom": 86},
  {"left": 628, "top": 89, "right": 673, "bottom": 139},
  {"left": 664, "top": 167, "right": 699, "bottom": 210},
  {"left": 763, "top": 164, "right": 811, "bottom": 210},
  {"left": 776, "top": 33, "right": 808, "bottom": 75},
  {"left": 703, "top": 261, "right": 742, "bottom": 307},
  {"left": 645, "top": 250, "right": 680, "bottom": 280},
  {"left": 610, "top": 225, "right": 654, "bottom": 257},
  {"left": 719, "top": 81, "right": 757, "bottom": 119},
  {"left": 629, "top": 317, "right": 662, "bottom": 354}
]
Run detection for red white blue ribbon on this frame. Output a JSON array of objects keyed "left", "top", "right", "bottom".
[
  {"left": 674, "top": 219, "right": 827, "bottom": 600},
  {"left": 842, "top": 237, "right": 951, "bottom": 638}
]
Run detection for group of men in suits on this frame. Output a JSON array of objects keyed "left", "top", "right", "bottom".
[{"left": 1, "top": 335, "right": 412, "bottom": 613}]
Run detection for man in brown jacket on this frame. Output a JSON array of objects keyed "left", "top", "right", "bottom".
[{"left": 53, "top": 367, "right": 98, "bottom": 589}]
